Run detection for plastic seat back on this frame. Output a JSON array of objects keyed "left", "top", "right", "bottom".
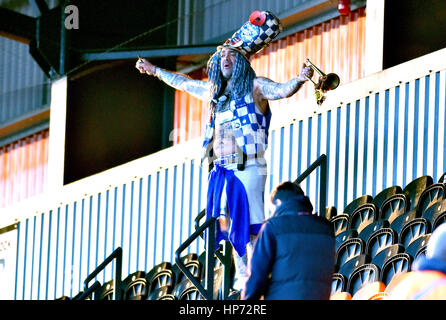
[
  {"left": 336, "top": 238, "right": 366, "bottom": 269},
  {"left": 366, "top": 228, "right": 398, "bottom": 259},
  {"left": 347, "top": 263, "right": 380, "bottom": 296},
  {"left": 97, "top": 280, "right": 114, "bottom": 300},
  {"left": 123, "top": 271, "right": 148, "bottom": 300},
  {"left": 372, "top": 185, "right": 403, "bottom": 213},
  {"left": 335, "top": 229, "right": 358, "bottom": 252},
  {"left": 405, "top": 233, "right": 431, "bottom": 260},
  {"left": 173, "top": 278, "right": 204, "bottom": 300},
  {"left": 331, "top": 273, "right": 347, "bottom": 295},
  {"left": 433, "top": 212, "right": 446, "bottom": 230},
  {"left": 417, "top": 183, "right": 446, "bottom": 216},
  {"left": 330, "top": 214, "right": 350, "bottom": 237},
  {"left": 403, "top": 175, "right": 433, "bottom": 212},
  {"left": 174, "top": 253, "right": 202, "bottom": 284},
  {"left": 147, "top": 285, "right": 176, "bottom": 300},
  {"left": 380, "top": 253, "right": 413, "bottom": 286},
  {"left": 343, "top": 195, "right": 373, "bottom": 217},
  {"left": 349, "top": 203, "right": 379, "bottom": 236},
  {"left": 380, "top": 194, "right": 409, "bottom": 224},
  {"left": 146, "top": 262, "right": 175, "bottom": 293},
  {"left": 400, "top": 218, "right": 431, "bottom": 249}
]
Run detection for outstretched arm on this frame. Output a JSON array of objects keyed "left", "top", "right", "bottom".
[
  {"left": 254, "top": 63, "right": 313, "bottom": 101},
  {"left": 136, "top": 58, "right": 211, "bottom": 101}
]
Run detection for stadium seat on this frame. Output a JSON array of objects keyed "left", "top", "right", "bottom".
[
  {"left": 405, "top": 233, "right": 431, "bottom": 260},
  {"left": 343, "top": 195, "right": 373, "bottom": 217},
  {"left": 380, "top": 193, "right": 418, "bottom": 234},
  {"left": 399, "top": 218, "right": 431, "bottom": 250},
  {"left": 380, "top": 194, "right": 409, "bottom": 223},
  {"left": 358, "top": 219, "right": 389, "bottom": 244},
  {"left": 331, "top": 273, "right": 348, "bottom": 294},
  {"left": 366, "top": 228, "right": 398, "bottom": 259},
  {"left": 372, "top": 185, "right": 403, "bottom": 213},
  {"left": 371, "top": 243, "right": 405, "bottom": 270},
  {"left": 339, "top": 254, "right": 369, "bottom": 280},
  {"left": 347, "top": 263, "right": 381, "bottom": 296},
  {"left": 336, "top": 238, "right": 366, "bottom": 268},
  {"left": 352, "top": 281, "right": 386, "bottom": 300},
  {"left": 96, "top": 280, "right": 115, "bottom": 300},
  {"left": 403, "top": 175, "right": 433, "bottom": 212},
  {"left": 415, "top": 244, "right": 427, "bottom": 259},
  {"left": 421, "top": 198, "right": 446, "bottom": 226},
  {"left": 330, "top": 214, "right": 350, "bottom": 236},
  {"left": 147, "top": 285, "right": 176, "bottom": 300},
  {"left": 417, "top": 183, "right": 446, "bottom": 216},
  {"left": 325, "top": 206, "right": 338, "bottom": 221},
  {"left": 122, "top": 271, "right": 148, "bottom": 300},
  {"left": 173, "top": 278, "right": 204, "bottom": 300},
  {"left": 174, "top": 253, "right": 202, "bottom": 285},
  {"left": 336, "top": 238, "right": 368, "bottom": 278},
  {"left": 380, "top": 253, "right": 413, "bottom": 286},
  {"left": 146, "top": 262, "right": 175, "bottom": 291},
  {"left": 433, "top": 213, "right": 446, "bottom": 230},
  {"left": 349, "top": 203, "right": 379, "bottom": 243},
  {"left": 335, "top": 229, "right": 358, "bottom": 252}
]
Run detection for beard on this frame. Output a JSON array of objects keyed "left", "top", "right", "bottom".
[{"left": 221, "top": 68, "right": 232, "bottom": 80}]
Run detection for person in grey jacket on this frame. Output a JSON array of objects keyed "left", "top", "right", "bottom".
[{"left": 242, "top": 181, "right": 335, "bottom": 300}]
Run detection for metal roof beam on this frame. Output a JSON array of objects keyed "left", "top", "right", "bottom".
[
  {"left": 30, "top": 0, "right": 50, "bottom": 14},
  {"left": 80, "top": 44, "right": 218, "bottom": 61},
  {"left": 0, "top": 7, "right": 36, "bottom": 44}
]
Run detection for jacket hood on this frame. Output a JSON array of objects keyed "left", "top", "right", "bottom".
[{"left": 272, "top": 195, "right": 313, "bottom": 218}]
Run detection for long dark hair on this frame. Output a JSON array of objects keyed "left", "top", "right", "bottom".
[{"left": 206, "top": 49, "right": 256, "bottom": 102}]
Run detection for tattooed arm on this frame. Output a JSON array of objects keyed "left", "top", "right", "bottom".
[
  {"left": 254, "top": 64, "right": 313, "bottom": 102},
  {"left": 136, "top": 58, "right": 211, "bottom": 101}
]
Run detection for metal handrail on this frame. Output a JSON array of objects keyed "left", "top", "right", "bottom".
[
  {"left": 294, "top": 154, "right": 327, "bottom": 217},
  {"left": 175, "top": 217, "right": 216, "bottom": 300},
  {"left": 194, "top": 210, "right": 232, "bottom": 299},
  {"left": 75, "top": 280, "right": 101, "bottom": 300},
  {"left": 83, "top": 247, "right": 123, "bottom": 300}
]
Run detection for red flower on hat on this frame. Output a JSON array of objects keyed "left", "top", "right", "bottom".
[{"left": 249, "top": 10, "right": 266, "bottom": 26}]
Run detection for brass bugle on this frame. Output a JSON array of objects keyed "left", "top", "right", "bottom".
[{"left": 304, "top": 58, "right": 340, "bottom": 92}]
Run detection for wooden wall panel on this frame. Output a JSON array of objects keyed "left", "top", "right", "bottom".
[{"left": 0, "top": 129, "right": 49, "bottom": 208}]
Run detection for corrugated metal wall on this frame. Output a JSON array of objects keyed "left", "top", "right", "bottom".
[
  {"left": 173, "top": 7, "right": 366, "bottom": 145},
  {"left": 177, "top": 0, "right": 334, "bottom": 46},
  {"left": 0, "top": 5, "right": 51, "bottom": 126},
  {"left": 0, "top": 1, "right": 60, "bottom": 208},
  {"left": 14, "top": 155, "right": 208, "bottom": 299},
  {"left": 0, "top": 129, "right": 49, "bottom": 208},
  {"left": 11, "top": 48, "right": 446, "bottom": 299}
]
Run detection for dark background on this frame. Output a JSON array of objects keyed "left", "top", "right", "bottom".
[{"left": 383, "top": 0, "right": 446, "bottom": 69}]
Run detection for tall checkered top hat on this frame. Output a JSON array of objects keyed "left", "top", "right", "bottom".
[{"left": 219, "top": 10, "right": 282, "bottom": 59}]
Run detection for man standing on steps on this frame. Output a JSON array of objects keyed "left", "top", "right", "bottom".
[{"left": 135, "top": 10, "right": 313, "bottom": 292}]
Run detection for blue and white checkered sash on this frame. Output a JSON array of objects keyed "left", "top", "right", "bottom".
[
  {"left": 201, "top": 93, "right": 272, "bottom": 163},
  {"left": 206, "top": 164, "right": 250, "bottom": 257}
]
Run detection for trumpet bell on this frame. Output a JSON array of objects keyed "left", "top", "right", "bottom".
[
  {"left": 304, "top": 58, "right": 340, "bottom": 106},
  {"left": 318, "top": 73, "right": 340, "bottom": 92}
]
